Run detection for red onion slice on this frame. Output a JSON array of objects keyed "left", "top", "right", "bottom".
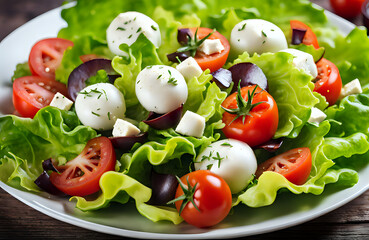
[
  {"left": 34, "top": 171, "right": 65, "bottom": 196},
  {"left": 291, "top": 28, "right": 307, "bottom": 45},
  {"left": 109, "top": 132, "right": 148, "bottom": 151},
  {"left": 148, "top": 171, "right": 178, "bottom": 206},
  {"left": 211, "top": 68, "right": 232, "bottom": 89},
  {"left": 67, "top": 59, "right": 116, "bottom": 101},
  {"left": 42, "top": 158, "right": 59, "bottom": 173},
  {"left": 143, "top": 105, "right": 183, "bottom": 130},
  {"left": 177, "top": 28, "right": 192, "bottom": 45},
  {"left": 167, "top": 51, "right": 190, "bottom": 63},
  {"left": 228, "top": 62, "right": 268, "bottom": 92},
  {"left": 254, "top": 138, "right": 284, "bottom": 152}
]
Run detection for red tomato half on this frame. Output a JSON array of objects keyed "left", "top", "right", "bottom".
[
  {"left": 29, "top": 38, "right": 74, "bottom": 79},
  {"left": 50, "top": 137, "right": 116, "bottom": 197},
  {"left": 189, "top": 27, "right": 230, "bottom": 72},
  {"left": 222, "top": 85, "right": 279, "bottom": 147},
  {"left": 314, "top": 58, "right": 342, "bottom": 105},
  {"left": 290, "top": 20, "right": 319, "bottom": 49},
  {"left": 174, "top": 170, "right": 232, "bottom": 228},
  {"left": 255, "top": 147, "right": 312, "bottom": 185},
  {"left": 330, "top": 0, "right": 365, "bottom": 19},
  {"left": 12, "top": 76, "right": 68, "bottom": 118}
]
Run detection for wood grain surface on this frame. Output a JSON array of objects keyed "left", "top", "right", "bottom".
[{"left": 0, "top": 0, "right": 368, "bottom": 239}]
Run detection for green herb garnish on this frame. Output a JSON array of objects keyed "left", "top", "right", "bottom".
[
  {"left": 222, "top": 82, "right": 265, "bottom": 125},
  {"left": 177, "top": 28, "right": 215, "bottom": 57},
  {"left": 167, "top": 176, "right": 200, "bottom": 215},
  {"left": 238, "top": 23, "right": 246, "bottom": 31},
  {"left": 212, "top": 152, "right": 224, "bottom": 168}
]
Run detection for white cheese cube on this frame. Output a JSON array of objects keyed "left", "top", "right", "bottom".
[
  {"left": 339, "top": 78, "right": 362, "bottom": 100},
  {"left": 49, "top": 92, "right": 73, "bottom": 111},
  {"left": 176, "top": 57, "right": 203, "bottom": 80},
  {"left": 198, "top": 39, "right": 224, "bottom": 55},
  {"left": 175, "top": 111, "right": 205, "bottom": 138},
  {"left": 308, "top": 107, "right": 327, "bottom": 124},
  {"left": 112, "top": 118, "right": 140, "bottom": 137}
]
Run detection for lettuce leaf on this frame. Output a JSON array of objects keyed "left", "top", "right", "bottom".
[
  {"left": 229, "top": 52, "right": 319, "bottom": 138},
  {"left": 316, "top": 27, "right": 369, "bottom": 86},
  {"left": 0, "top": 107, "right": 97, "bottom": 191},
  {"left": 326, "top": 90, "right": 369, "bottom": 138},
  {"left": 237, "top": 121, "right": 369, "bottom": 207},
  {"left": 72, "top": 171, "right": 182, "bottom": 224},
  {"left": 11, "top": 62, "right": 31, "bottom": 82}
]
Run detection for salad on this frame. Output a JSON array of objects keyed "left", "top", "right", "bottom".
[{"left": 2, "top": 0, "right": 369, "bottom": 229}]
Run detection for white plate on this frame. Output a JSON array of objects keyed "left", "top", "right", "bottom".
[{"left": 1, "top": 4, "right": 368, "bottom": 240}]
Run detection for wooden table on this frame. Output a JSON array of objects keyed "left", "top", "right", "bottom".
[{"left": 0, "top": 0, "right": 368, "bottom": 239}]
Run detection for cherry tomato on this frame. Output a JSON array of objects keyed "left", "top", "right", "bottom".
[
  {"left": 314, "top": 58, "right": 342, "bottom": 106},
  {"left": 173, "top": 170, "right": 232, "bottom": 228},
  {"left": 330, "top": 0, "right": 365, "bottom": 19},
  {"left": 12, "top": 76, "right": 69, "bottom": 118},
  {"left": 255, "top": 147, "right": 312, "bottom": 185},
  {"left": 222, "top": 85, "right": 279, "bottom": 147},
  {"left": 29, "top": 38, "right": 74, "bottom": 79},
  {"left": 50, "top": 137, "right": 116, "bottom": 197},
  {"left": 189, "top": 27, "right": 230, "bottom": 72},
  {"left": 290, "top": 20, "right": 319, "bottom": 49}
]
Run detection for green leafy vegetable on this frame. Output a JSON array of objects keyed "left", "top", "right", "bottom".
[{"left": 0, "top": 107, "right": 97, "bottom": 191}]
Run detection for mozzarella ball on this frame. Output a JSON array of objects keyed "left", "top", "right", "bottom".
[
  {"left": 75, "top": 83, "right": 126, "bottom": 130},
  {"left": 135, "top": 65, "right": 188, "bottom": 114},
  {"left": 106, "top": 11, "right": 161, "bottom": 56},
  {"left": 230, "top": 19, "right": 288, "bottom": 56},
  {"left": 194, "top": 139, "right": 257, "bottom": 194},
  {"left": 279, "top": 49, "right": 318, "bottom": 78}
]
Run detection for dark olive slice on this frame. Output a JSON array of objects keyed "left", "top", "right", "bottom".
[
  {"left": 143, "top": 105, "right": 183, "bottom": 130},
  {"left": 109, "top": 132, "right": 148, "bottom": 151}
]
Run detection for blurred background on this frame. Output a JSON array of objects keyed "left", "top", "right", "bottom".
[{"left": 0, "top": 0, "right": 64, "bottom": 40}]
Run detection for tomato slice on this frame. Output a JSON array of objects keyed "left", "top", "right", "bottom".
[
  {"left": 50, "top": 137, "right": 116, "bottom": 197},
  {"left": 189, "top": 27, "right": 230, "bottom": 72},
  {"left": 314, "top": 58, "right": 342, "bottom": 105},
  {"left": 255, "top": 147, "right": 312, "bottom": 185},
  {"left": 29, "top": 38, "right": 74, "bottom": 79},
  {"left": 12, "top": 76, "right": 69, "bottom": 118},
  {"left": 173, "top": 170, "right": 232, "bottom": 228},
  {"left": 221, "top": 85, "right": 279, "bottom": 147},
  {"left": 290, "top": 20, "right": 319, "bottom": 49}
]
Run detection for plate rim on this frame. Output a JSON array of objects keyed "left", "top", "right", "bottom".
[{"left": 1, "top": 3, "right": 368, "bottom": 240}]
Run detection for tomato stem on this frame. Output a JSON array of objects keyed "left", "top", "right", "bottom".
[
  {"left": 222, "top": 82, "right": 265, "bottom": 125},
  {"left": 177, "top": 28, "right": 216, "bottom": 57},
  {"left": 167, "top": 176, "right": 200, "bottom": 215}
]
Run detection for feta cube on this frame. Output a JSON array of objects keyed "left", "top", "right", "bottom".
[
  {"left": 49, "top": 92, "right": 73, "bottom": 111},
  {"left": 198, "top": 39, "right": 224, "bottom": 55},
  {"left": 339, "top": 78, "right": 362, "bottom": 100},
  {"left": 308, "top": 107, "right": 327, "bottom": 124},
  {"left": 176, "top": 57, "right": 203, "bottom": 80},
  {"left": 175, "top": 111, "right": 205, "bottom": 138},
  {"left": 112, "top": 118, "right": 140, "bottom": 137}
]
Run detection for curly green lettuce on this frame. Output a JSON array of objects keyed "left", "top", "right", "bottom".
[{"left": 0, "top": 107, "right": 97, "bottom": 191}]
